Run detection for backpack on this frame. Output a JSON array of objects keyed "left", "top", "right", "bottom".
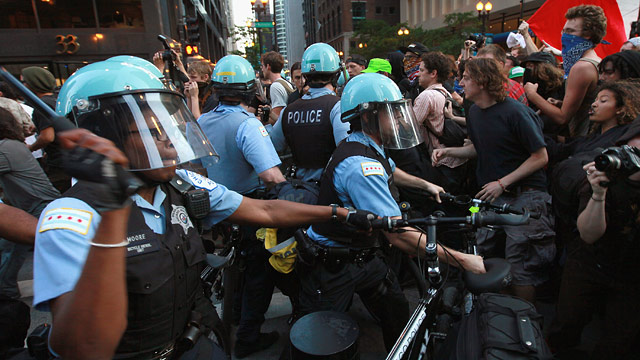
[
  {"left": 274, "top": 78, "right": 296, "bottom": 96},
  {"left": 425, "top": 88, "right": 467, "bottom": 148},
  {"left": 446, "top": 293, "right": 552, "bottom": 360}
]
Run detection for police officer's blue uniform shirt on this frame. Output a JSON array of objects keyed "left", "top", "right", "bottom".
[
  {"left": 198, "top": 104, "right": 281, "bottom": 194},
  {"left": 269, "top": 87, "right": 350, "bottom": 182},
  {"left": 33, "top": 169, "right": 242, "bottom": 311},
  {"left": 307, "top": 131, "right": 401, "bottom": 247}
]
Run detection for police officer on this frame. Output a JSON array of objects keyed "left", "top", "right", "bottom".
[
  {"left": 198, "top": 55, "right": 285, "bottom": 197},
  {"left": 197, "top": 55, "right": 292, "bottom": 357},
  {"left": 298, "top": 73, "right": 486, "bottom": 351},
  {"left": 269, "top": 43, "right": 350, "bottom": 182},
  {"left": 32, "top": 56, "right": 375, "bottom": 360}
]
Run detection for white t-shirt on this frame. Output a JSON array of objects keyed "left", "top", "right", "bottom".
[{"left": 269, "top": 79, "right": 291, "bottom": 109}]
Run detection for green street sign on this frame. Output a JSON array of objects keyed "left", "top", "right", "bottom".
[{"left": 254, "top": 21, "right": 274, "bottom": 28}]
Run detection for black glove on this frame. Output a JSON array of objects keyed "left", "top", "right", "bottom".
[
  {"left": 344, "top": 209, "right": 377, "bottom": 232},
  {"left": 63, "top": 147, "right": 143, "bottom": 212}
]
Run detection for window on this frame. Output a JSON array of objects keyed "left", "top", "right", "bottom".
[
  {"left": 37, "top": 0, "right": 97, "bottom": 28},
  {"left": 389, "top": 7, "right": 396, "bottom": 14},
  {"left": 375, "top": 7, "right": 382, "bottom": 15},
  {"left": 352, "top": 1, "right": 366, "bottom": 29},
  {"left": 0, "top": 1, "right": 37, "bottom": 28},
  {"left": 95, "top": 0, "right": 144, "bottom": 29}
]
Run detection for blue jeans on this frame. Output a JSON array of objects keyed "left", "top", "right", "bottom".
[{"left": 0, "top": 238, "right": 29, "bottom": 299}]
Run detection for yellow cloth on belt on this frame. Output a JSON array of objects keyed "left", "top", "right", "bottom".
[{"left": 256, "top": 228, "right": 298, "bottom": 274}]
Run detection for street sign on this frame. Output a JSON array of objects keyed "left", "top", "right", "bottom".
[{"left": 254, "top": 21, "right": 274, "bottom": 28}]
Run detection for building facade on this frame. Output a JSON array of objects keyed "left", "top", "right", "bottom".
[
  {"left": 401, "top": 0, "right": 544, "bottom": 34},
  {"left": 284, "top": 0, "right": 306, "bottom": 64},
  {"left": 0, "top": 0, "right": 232, "bottom": 82},
  {"left": 274, "top": 0, "right": 287, "bottom": 61},
  {"left": 315, "top": 0, "right": 401, "bottom": 58}
]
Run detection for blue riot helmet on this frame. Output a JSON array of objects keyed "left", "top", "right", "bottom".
[
  {"left": 301, "top": 43, "right": 342, "bottom": 87},
  {"left": 341, "top": 73, "right": 423, "bottom": 150},
  {"left": 56, "top": 56, "right": 218, "bottom": 171},
  {"left": 337, "top": 71, "right": 349, "bottom": 87},
  {"left": 211, "top": 55, "right": 256, "bottom": 104}
]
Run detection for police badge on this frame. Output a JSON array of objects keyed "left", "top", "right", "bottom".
[{"left": 170, "top": 204, "right": 194, "bottom": 234}]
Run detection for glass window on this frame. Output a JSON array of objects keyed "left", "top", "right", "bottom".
[
  {"left": 37, "top": 0, "right": 97, "bottom": 28},
  {"left": 0, "top": 1, "right": 37, "bottom": 29},
  {"left": 95, "top": 0, "right": 144, "bottom": 29},
  {"left": 389, "top": 7, "right": 396, "bottom": 14},
  {"left": 375, "top": 7, "right": 382, "bottom": 15},
  {"left": 352, "top": 1, "right": 366, "bottom": 29}
]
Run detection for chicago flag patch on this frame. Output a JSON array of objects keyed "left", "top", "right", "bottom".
[
  {"left": 361, "top": 161, "right": 384, "bottom": 177},
  {"left": 39, "top": 208, "right": 93, "bottom": 235}
]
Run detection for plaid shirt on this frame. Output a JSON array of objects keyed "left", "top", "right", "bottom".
[{"left": 506, "top": 79, "right": 528, "bottom": 106}]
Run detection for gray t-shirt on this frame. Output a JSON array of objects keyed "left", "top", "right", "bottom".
[
  {"left": 0, "top": 139, "right": 60, "bottom": 216},
  {"left": 269, "top": 79, "right": 291, "bottom": 109}
]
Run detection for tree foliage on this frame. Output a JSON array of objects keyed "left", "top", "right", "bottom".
[
  {"left": 351, "top": 12, "right": 481, "bottom": 59},
  {"left": 229, "top": 20, "right": 273, "bottom": 70}
]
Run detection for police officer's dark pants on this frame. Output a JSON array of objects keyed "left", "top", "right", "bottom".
[
  {"left": 236, "top": 241, "right": 300, "bottom": 344},
  {"left": 298, "top": 256, "right": 410, "bottom": 351},
  {"left": 548, "top": 251, "right": 640, "bottom": 359}
]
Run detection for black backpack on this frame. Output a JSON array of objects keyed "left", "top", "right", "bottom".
[
  {"left": 426, "top": 89, "right": 467, "bottom": 148},
  {"left": 447, "top": 293, "right": 552, "bottom": 360}
]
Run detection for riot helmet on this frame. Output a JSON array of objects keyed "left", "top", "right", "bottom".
[
  {"left": 211, "top": 55, "right": 256, "bottom": 104},
  {"left": 301, "top": 43, "right": 342, "bottom": 87},
  {"left": 56, "top": 56, "right": 217, "bottom": 171},
  {"left": 341, "top": 73, "right": 423, "bottom": 150}
]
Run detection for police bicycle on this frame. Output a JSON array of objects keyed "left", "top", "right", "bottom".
[
  {"left": 371, "top": 203, "right": 532, "bottom": 360},
  {"left": 199, "top": 223, "right": 242, "bottom": 357}
]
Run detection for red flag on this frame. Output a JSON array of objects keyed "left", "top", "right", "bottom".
[{"left": 528, "top": 0, "right": 626, "bottom": 58}]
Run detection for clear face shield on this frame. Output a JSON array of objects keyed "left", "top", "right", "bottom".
[
  {"left": 74, "top": 90, "right": 218, "bottom": 171},
  {"left": 360, "top": 100, "right": 424, "bottom": 150}
]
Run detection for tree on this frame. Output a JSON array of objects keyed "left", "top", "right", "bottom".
[{"left": 351, "top": 12, "right": 481, "bottom": 59}]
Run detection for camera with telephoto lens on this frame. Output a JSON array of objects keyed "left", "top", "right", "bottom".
[{"left": 594, "top": 145, "right": 640, "bottom": 180}]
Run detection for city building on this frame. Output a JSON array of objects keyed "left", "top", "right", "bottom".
[
  {"left": 400, "top": 0, "right": 544, "bottom": 35},
  {"left": 314, "top": 0, "right": 401, "bottom": 58},
  {"left": 274, "top": 0, "right": 288, "bottom": 62},
  {"left": 0, "top": 0, "right": 232, "bottom": 82},
  {"left": 284, "top": 0, "right": 306, "bottom": 64}
]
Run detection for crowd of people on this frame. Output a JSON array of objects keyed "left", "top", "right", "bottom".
[{"left": 1, "top": 3, "right": 640, "bottom": 360}]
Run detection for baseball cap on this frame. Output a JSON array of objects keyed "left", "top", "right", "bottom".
[
  {"left": 521, "top": 52, "right": 557, "bottom": 66},
  {"left": 361, "top": 58, "right": 392, "bottom": 74},
  {"left": 346, "top": 54, "right": 367, "bottom": 67},
  {"left": 508, "top": 66, "right": 525, "bottom": 79},
  {"left": 399, "top": 42, "right": 429, "bottom": 56}
]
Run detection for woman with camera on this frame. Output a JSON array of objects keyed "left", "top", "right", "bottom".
[{"left": 548, "top": 121, "right": 640, "bottom": 358}]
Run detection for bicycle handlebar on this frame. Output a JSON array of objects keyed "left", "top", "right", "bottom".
[
  {"left": 370, "top": 210, "right": 530, "bottom": 232},
  {"left": 439, "top": 192, "right": 541, "bottom": 219}
]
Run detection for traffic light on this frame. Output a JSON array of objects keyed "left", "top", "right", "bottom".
[
  {"left": 184, "top": 44, "right": 199, "bottom": 56},
  {"left": 186, "top": 17, "right": 200, "bottom": 43}
]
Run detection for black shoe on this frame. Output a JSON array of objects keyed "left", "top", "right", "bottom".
[{"left": 234, "top": 331, "right": 280, "bottom": 358}]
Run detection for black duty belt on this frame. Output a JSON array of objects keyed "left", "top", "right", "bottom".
[{"left": 295, "top": 229, "right": 377, "bottom": 265}]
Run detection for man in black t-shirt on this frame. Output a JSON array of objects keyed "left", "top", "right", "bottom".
[
  {"left": 432, "top": 58, "right": 555, "bottom": 303},
  {"left": 21, "top": 66, "right": 70, "bottom": 193}
]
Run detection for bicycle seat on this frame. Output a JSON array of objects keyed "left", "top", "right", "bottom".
[
  {"left": 205, "top": 248, "right": 235, "bottom": 269},
  {"left": 463, "top": 258, "right": 512, "bottom": 295}
]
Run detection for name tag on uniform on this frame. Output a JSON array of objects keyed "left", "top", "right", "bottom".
[
  {"left": 259, "top": 125, "right": 269, "bottom": 137},
  {"left": 126, "top": 230, "right": 160, "bottom": 257},
  {"left": 361, "top": 162, "right": 384, "bottom": 177}
]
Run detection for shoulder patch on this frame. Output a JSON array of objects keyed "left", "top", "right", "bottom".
[
  {"left": 186, "top": 171, "right": 218, "bottom": 191},
  {"left": 39, "top": 208, "right": 93, "bottom": 235},
  {"left": 361, "top": 161, "right": 385, "bottom": 177},
  {"left": 259, "top": 125, "right": 269, "bottom": 137}
]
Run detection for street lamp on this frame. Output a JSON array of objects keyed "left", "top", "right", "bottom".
[
  {"left": 397, "top": 26, "right": 409, "bottom": 46},
  {"left": 358, "top": 42, "right": 367, "bottom": 49},
  {"left": 476, "top": 1, "right": 492, "bottom": 36},
  {"left": 251, "top": 0, "right": 269, "bottom": 55}
]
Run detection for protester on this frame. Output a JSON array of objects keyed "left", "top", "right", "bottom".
[
  {"left": 361, "top": 58, "right": 392, "bottom": 77},
  {"left": 0, "top": 107, "right": 60, "bottom": 299},
  {"left": 21, "top": 66, "right": 71, "bottom": 192},
  {"left": 598, "top": 50, "right": 640, "bottom": 82},
  {"left": 525, "top": 5, "right": 606, "bottom": 137},
  {"left": 620, "top": 36, "right": 640, "bottom": 51},
  {"left": 432, "top": 58, "right": 555, "bottom": 303},
  {"left": 286, "top": 61, "right": 305, "bottom": 104},
  {"left": 399, "top": 42, "right": 430, "bottom": 101},
  {"left": 508, "top": 66, "right": 525, "bottom": 85},
  {"left": 386, "top": 51, "right": 407, "bottom": 86},
  {"left": 183, "top": 60, "right": 215, "bottom": 118},
  {"left": 476, "top": 44, "right": 528, "bottom": 105},
  {"left": 345, "top": 54, "right": 367, "bottom": 78},
  {"left": 261, "top": 51, "right": 295, "bottom": 124}
]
